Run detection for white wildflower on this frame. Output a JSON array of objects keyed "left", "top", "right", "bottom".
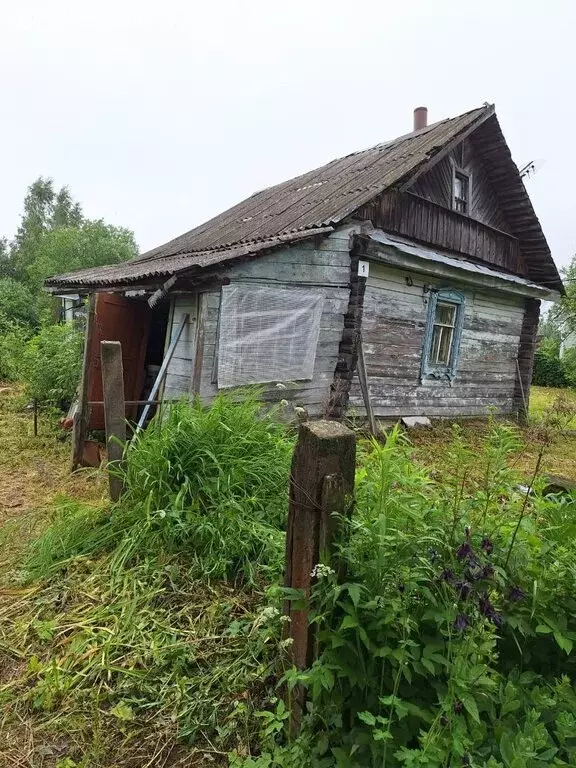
[
  {"left": 259, "top": 606, "right": 280, "bottom": 621},
  {"left": 310, "top": 563, "right": 335, "bottom": 579}
]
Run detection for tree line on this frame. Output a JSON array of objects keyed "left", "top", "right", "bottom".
[
  {"left": 0, "top": 178, "right": 137, "bottom": 404},
  {"left": 533, "top": 257, "right": 576, "bottom": 388}
]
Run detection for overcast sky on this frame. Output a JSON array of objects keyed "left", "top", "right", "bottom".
[{"left": 2, "top": 0, "right": 575, "bottom": 268}]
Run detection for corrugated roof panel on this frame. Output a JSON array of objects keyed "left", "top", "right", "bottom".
[{"left": 46, "top": 104, "right": 561, "bottom": 291}]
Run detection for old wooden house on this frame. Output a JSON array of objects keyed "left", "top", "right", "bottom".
[{"left": 46, "top": 104, "right": 562, "bottom": 429}]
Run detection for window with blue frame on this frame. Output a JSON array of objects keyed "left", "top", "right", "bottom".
[{"left": 421, "top": 289, "right": 465, "bottom": 382}]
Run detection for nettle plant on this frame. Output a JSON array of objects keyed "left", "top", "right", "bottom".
[{"left": 246, "top": 422, "right": 576, "bottom": 767}]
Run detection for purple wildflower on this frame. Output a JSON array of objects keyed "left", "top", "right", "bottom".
[
  {"left": 456, "top": 542, "right": 472, "bottom": 561},
  {"left": 453, "top": 699, "right": 463, "bottom": 715},
  {"left": 462, "top": 756, "right": 471, "bottom": 766},
  {"left": 454, "top": 614, "right": 469, "bottom": 632},
  {"left": 509, "top": 585, "right": 526, "bottom": 602},
  {"left": 481, "top": 564, "right": 494, "bottom": 579},
  {"left": 478, "top": 593, "right": 491, "bottom": 615},
  {"left": 455, "top": 580, "right": 471, "bottom": 600},
  {"left": 465, "top": 556, "right": 481, "bottom": 580},
  {"left": 441, "top": 568, "right": 455, "bottom": 582},
  {"left": 481, "top": 536, "right": 494, "bottom": 555},
  {"left": 479, "top": 593, "right": 503, "bottom": 627},
  {"left": 468, "top": 553, "right": 480, "bottom": 569}
]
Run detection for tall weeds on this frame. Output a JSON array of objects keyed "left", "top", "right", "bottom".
[
  {"left": 26, "top": 393, "right": 293, "bottom": 584},
  {"left": 2, "top": 393, "right": 293, "bottom": 765},
  {"left": 247, "top": 420, "right": 576, "bottom": 767}
]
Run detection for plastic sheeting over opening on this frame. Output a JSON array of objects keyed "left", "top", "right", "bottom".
[{"left": 217, "top": 284, "right": 324, "bottom": 388}]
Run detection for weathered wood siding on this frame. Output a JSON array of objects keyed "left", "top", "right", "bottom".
[
  {"left": 358, "top": 192, "right": 522, "bottom": 275},
  {"left": 411, "top": 137, "right": 512, "bottom": 233},
  {"left": 163, "top": 295, "right": 198, "bottom": 399},
  {"left": 163, "top": 232, "right": 351, "bottom": 416},
  {"left": 349, "top": 261, "right": 526, "bottom": 418}
]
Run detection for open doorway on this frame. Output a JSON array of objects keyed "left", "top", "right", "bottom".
[{"left": 137, "top": 300, "right": 171, "bottom": 421}]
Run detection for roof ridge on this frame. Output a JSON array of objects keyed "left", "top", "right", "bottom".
[{"left": 45, "top": 103, "right": 561, "bottom": 294}]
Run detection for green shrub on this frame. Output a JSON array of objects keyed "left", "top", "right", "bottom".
[
  {"left": 19, "top": 322, "right": 83, "bottom": 406},
  {"left": 0, "top": 314, "right": 29, "bottom": 380},
  {"left": 0, "top": 277, "right": 39, "bottom": 328},
  {"left": 250, "top": 424, "right": 576, "bottom": 767},
  {"left": 533, "top": 349, "right": 567, "bottom": 387},
  {"left": 560, "top": 347, "right": 576, "bottom": 387}
]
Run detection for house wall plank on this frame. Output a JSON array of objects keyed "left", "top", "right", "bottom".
[
  {"left": 163, "top": 296, "right": 198, "bottom": 395},
  {"left": 349, "top": 261, "right": 526, "bottom": 418},
  {"left": 411, "top": 137, "right": 512, "bottom": 233},
  {"left": 163, "top": 234, "right": 351, "bottom": 415}
]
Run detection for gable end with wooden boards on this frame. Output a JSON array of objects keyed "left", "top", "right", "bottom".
[{"left": 46, "top": 104, "right": 561, "bottom": 441}]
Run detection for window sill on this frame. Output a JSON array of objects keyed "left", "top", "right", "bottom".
[{"left": 421, "top": 369, "right": 457, "bottom": 385}]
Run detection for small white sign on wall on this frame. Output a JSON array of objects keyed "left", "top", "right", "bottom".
[{"left": 358, "top": 260, "right": 370, "bottom": 278}]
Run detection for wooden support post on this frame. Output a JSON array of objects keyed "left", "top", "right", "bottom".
[
  {"left": 514, "top": 298, "right": 541, "bottom": 423},
  {"left": 284, "top": 420, "right": 356, "bottom": 731},
  {"left": 71, "top": 293, "right": 96, "bottom": 471},
  {"left": 101, "top": 341, "right": 126, "bottom": 501},
  {"left": 356, "top": 333, "right": 378, "bottom": 436}
]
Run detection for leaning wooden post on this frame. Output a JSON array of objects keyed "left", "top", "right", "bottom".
[
  {"left": 284, "top": 420, "right": 356, "bottom": 731},
  {"left": 71, "top": 293, "right": 96, "bottom": 470},
  {"left": 101, "top": 341, "right": 126, "bottom": 501}
]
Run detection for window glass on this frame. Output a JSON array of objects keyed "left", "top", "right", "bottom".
[
  {"left": 422, "top": 290, "right": 465, "bottom": 381},
  {"left": 453, "top": 171, "right": 469, "bottom": 214}
]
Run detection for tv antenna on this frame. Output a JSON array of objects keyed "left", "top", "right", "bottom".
[{"left": 519, "top": 159, "right": 545, "bottom": 180}]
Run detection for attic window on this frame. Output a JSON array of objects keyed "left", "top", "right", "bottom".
[{"left": 453, "top": 170, "right": 470, "bottom": 214}]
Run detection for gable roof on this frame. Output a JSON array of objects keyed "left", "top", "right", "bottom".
[{"left": 46, "top": 104, "right": 562, "bottom": 292}]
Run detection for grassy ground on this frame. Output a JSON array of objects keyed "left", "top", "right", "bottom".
[
  {"left": 0, "top": 383, "right": 106, "bottom": 569},
  {"left": 408, "top": 385, "right": 576, "bottom": 481},
  {"left": 1, "top": 384, "right": 575, "bottom": 558},
  {"left": 1, "top": 383, "right": 575, "bottom": 767},
  {"left": 530, "top": 385, "right": 576, "bottom": 427}
]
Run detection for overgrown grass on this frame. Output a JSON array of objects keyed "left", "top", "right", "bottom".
[
  {"left": 0, "top": 383, "right": 105, "bottom": 572},
  {"left": 2, "top": 387, "right": 576, "bottom": 767},
  {"left": 530, "top": 385, "right": 576, "bottom": 427},
  {"left": 1, "top": 392, "right": 293, "bottom": 766},
  {"left": 25, "top": 393, "right": 292, "bottom": 585},
  {"left": 408, "top": 386, "right": 576, "bottom": 481},
  {"left": 246, "top": 422, "right": 576, "bottom": 767}
]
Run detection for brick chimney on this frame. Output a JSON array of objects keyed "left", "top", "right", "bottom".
[{"left": 413, "top": 106, "right": 428, "bottom": 131}]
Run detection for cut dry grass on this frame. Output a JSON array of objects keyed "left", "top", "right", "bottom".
[
  {"left": 0, "top": 383, "right": 106, "bottom": 571},
  {"left": 0, "top": 559, "right": 280, "bottom": 767}
]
